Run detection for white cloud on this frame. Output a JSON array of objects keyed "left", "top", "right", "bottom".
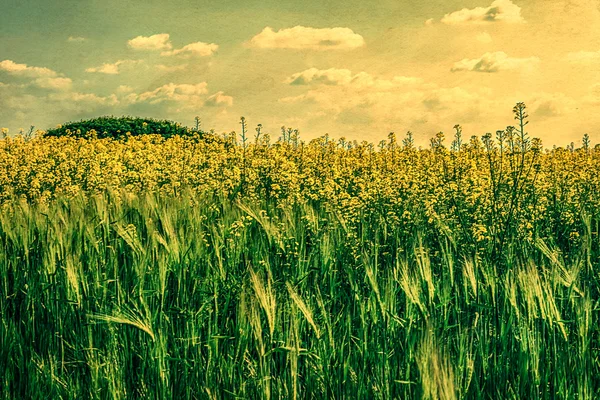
[
  {"left": 116, "top": 85, "right": 134, "bottom": 93},
  {"left": 204, "top": 91, "right": 233, "bottom": 107},
  {"left": 67, "top": 36, "right": 86, "bottom": 42},
  {"left": 528, "top": 92, "right": 576, "bottom": 118},
  {"left": 287, "top": 68, "right": 354, "bottom": 85},
  {"left": 566, "top": 50, "right": 600, "bottom": 64},
  {"left": 278, "top": 80, "right": 493, "bottom": 141},
  {"left": 421, "top": 87, "right": 484, "bottom": 110},
  {"left": 156, "top": 64, "right": 189, "bottom": 72},
  {"left": 248, "top": 26, "right": 365, "bottom": 50},
  {"left": 48, "top": 91, "right": 119, "bottom": 106},
  {"left": 476, "top": 32, "right": 493, "bottom": 43},
  {"left": 0, "top": 60, "right": 73, "bottom": 91},
  {"left": 279, "top": 91, "right": 326, "bottom": 105},
  {"left": 34, "top": 77, "right": 73, "bottom": 91},
  {"left": 161, "top": 42, "right": 218, "bottom": 57},
  {"left": 425, "top": 18, "right": 434, "bottom": 26},
  {"left": 354, "top": 74, "right": 424, "bottom": 90},
  {"left": 286, "top": 68, "right": 423, "bottom": 90},
  {"left": 451, "top": 51, "right": 539, "bottom": 72},
  {"left": 441, "top": 0, "right": 525, "bottom": 24},
  {"left": 45, "top": 92, "right": 120, "bottom": 115},
  {"left": 128, "top": 33, "right": 172, "bottom": 50},
  {"left": 280, "top": 79, "right": 481, "bottom": 115},
  {"left": 121, "top": 82, "right": 230, "bottom": 112},
  {"left": 0, "top": 59, "right": 57, "bottom": 78},
  {"left": 85, "top": 60, "right": 143, "bottom": 74},
  {"left": 1, "top": 93, "right": 39, "bottom": 111},
  {"left": 127, "top": 82, "right": 209, "bottom": 105}
]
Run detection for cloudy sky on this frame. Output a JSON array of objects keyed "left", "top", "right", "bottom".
[{"left": 2, "top": 0, "right": 600, "bottom": 145}]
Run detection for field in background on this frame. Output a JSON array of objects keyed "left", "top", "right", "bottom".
[{"left": 2, "top": 104, "right": 600, "bottom": 399}]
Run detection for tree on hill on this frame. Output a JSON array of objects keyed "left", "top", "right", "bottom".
[{"left": 44, "top": 116, "right": 202, "bottom": 139}]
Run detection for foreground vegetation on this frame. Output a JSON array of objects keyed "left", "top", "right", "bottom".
[{"left": 2, "top": 104, "right": 600, "bottom": 398}]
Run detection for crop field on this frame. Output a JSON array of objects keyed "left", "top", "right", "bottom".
[{"left": 2, "top": 104, "right": 600, "bottom": 399}]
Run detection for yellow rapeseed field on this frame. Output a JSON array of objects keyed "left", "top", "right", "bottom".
[{"left": 2, "top": 104, "right": 600, "bottom": 398}]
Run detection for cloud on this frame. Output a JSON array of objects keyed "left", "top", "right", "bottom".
[
  {"left": 286, "top": 68, "right": 423, "bottom": 90},
  {"left": 287, "top": 68, "right": 354, "bottom": 85},
  {"left": 280, "top": 82, "right": 482, "bottom": 115},
  {"left": 128, "top": 33, "right": 172, "bottom": 50},
  {"left": 34, "top": 77, "right": 73, "bottom": 91},
  {"left": 421, "top": 87, "right": 483, "bottom": 110},
  {"left": 0, "top": 60, "right": 73, "bottom": 91},
  {"left": 204, "top": 91, "right": 233, "bottom": 107},
  {"left": 116, "top": 85, "right": 134, "bottom": 93},
  {"left": 85, "top": 60, "right": 143, "bottom": 74},
  {"left": 336, "top": 102, "right": 374, "bottom": 126},
  {"left": 67, "top": 36, "right": 86, "bottom": 42},
  {"left": 528, "top": 92, "right": 576, "bottom": 118},
  {"left": 248, "top": 26, "right": 365, "bottom": 50},
  {"left": 161, "top": 42, "right": 218, "bottom": 57},
  {"left": 451, "top": 51, "right": 539, "bottom": 72},
  {"left": 1, "top": 94, "right": 39, "bottom": 112},
  {"left": 48, "top": 91, "right": 119, "bottom": 107},
  {"left": 44, "top": 92, "right": 120, "bottom": 116},
  {"left": 566, "top": 50, "right": 600, "bottom": 64},
  {"left": 279, "top": 91, "right": 328, "bottom": 104},
  {"left": 441, "top": 0, "right": 525, "bottom": 24},
  {"left": 278, "top": 79, "right": 493, "bottom": 141},
  {"left": 0, "top": 82, "right": 39, "bottom": 111},
  {"left": 120, "top": 82, "right": 232, "bottom": 112},
  {"left": 0, "top": 59, "right": 57, "bottom": 78},
  {"left": 0, "top": 88, "right": 120, "bottom": 119},
  {"left": 425, "top": 18, "right": 434, "bottom": 26},
  {"left": 476, "top": 32, "right": 493, "bottom": 43},
  {"left": 126, "top": 82, "right": 209, "bottom": 106},
  {"left": 353, "top": 74, "right": 424, "bottom": 90},
  {"left": 156, "top": 64, "right": 189, "bottom": 72}
]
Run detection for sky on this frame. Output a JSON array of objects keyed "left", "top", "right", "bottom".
[{"left": 1, "top": 0, "right": 600, "bottom": 146}]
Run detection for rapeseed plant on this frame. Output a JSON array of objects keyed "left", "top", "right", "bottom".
[{"left": 1, "top": 103, "right": 600, "bottom": 398}]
